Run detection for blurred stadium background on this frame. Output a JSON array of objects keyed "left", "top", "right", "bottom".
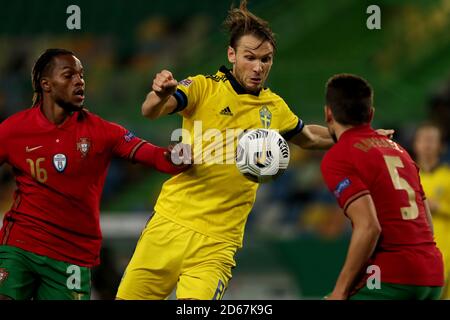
[{"left": 1, "top": 0, "right": 449, "bottom": 299}]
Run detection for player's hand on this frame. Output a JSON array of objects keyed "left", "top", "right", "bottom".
[
  {"left": 152, "top": 70, "right": 178, "bottom": 99},
  {"left": 164, "top": 143, "right": 192, "bottom": 171},
  {"left": 376, "top": 129, "right": 395, "bottom": 139}
]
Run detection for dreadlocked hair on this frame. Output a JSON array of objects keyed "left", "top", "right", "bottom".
[
  {"left": 31, "top": 48, "right": 74, "bottom": 106},
  {"left": 223, "top": 0, "right": 276, "bottom": 51}
]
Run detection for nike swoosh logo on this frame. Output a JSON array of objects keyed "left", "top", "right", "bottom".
[{"left": 26, "top": 146, "right": 43, "bottom": 152}]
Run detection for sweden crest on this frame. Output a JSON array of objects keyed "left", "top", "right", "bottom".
[{"left": 259, "top": 106, "right": 272, "bottom": 128}]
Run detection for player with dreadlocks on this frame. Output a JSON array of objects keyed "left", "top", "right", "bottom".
[{"left": 0, "top": 48, "right": 190, "bottom": 300}]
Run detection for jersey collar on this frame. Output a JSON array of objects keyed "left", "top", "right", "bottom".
[
  {"left": 219, "top": 66, "right": 262, "bottom": 96},
  {"left": 339, "top": 124, "right": 373, "bottom": 140},
  {"left": 35, "top": 103, "right": 79, "bottom": 130}
]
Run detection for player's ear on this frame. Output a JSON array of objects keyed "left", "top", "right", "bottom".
[
  {"left": 227, "top": 46, "right": 236, "bottom": 64},
  {"left": 40, "top": 78, "right": 51, "bottom": 93},
  {"left": 324, "top": 105, "right": 333, "bottom": 123},
  {"left": 369, "top": 107, "right": 375, "bottom": 122}
]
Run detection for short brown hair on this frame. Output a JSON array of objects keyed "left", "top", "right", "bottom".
[
  {"left": 223, "top": 0, "right": 276, "bottom": 50},
  {"left": 326, "top": 74, "right": 373, "bottom": 126}
]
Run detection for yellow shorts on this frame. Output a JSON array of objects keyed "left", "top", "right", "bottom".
[{"left": 116, "top": 212, "right": 238, "bottom": 300}]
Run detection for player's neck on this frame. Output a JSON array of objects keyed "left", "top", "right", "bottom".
[
  {"left": 334, "top": 124, "right": 354, "bottom": 141},
  {"left": 417, "top": 156, "right": 440, "bottom": 172},
  {"left": 42, "top": 100, "right": 71, "bottom": 125}
]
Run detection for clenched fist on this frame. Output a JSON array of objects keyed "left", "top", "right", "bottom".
[{"left": 152, "top": 70, "right": 178, "bottom": 99}]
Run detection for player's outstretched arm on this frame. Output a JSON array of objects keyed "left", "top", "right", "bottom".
[
  {"left": 133, "top": 142, "right": 191, "bottom": 174},
  {"left": 290, "top": 124, "right": 334, "bottom": 150},
  {"left": 327, "top": 194, "right": 381, "bottom": 300},
  {"left": 142, "top": 70, "right": 179, "bottom": 120},
  {"left": 291, "top": 125, "right": 395, "bottom": 150}
]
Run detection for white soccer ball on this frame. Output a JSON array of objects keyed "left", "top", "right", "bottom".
[{"left": 235, "top": 129, "right": 290, "bottom": 183}]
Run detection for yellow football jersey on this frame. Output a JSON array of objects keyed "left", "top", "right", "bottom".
[
  {"left": 154, "top": 66, "right": 302, "bottom": 247},
  {"left": 420, "top": 164, "right": 450, "bottom": 288}
]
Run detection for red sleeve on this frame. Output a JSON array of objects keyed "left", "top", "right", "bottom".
[
  {"left": 105, "top": 121, "right": 185, "bottom": 174},
  {"left": 133, "top": 142, "right": 186, "bottom": 175},
  {"left": 320, "top": 149, "right": 370, "bottom": 213},
  {"left": 105, "top": 121, "right": 145, "bottom": 159},
  {"left": 0, "top": 120, "right": 9, "bottom": 164}
]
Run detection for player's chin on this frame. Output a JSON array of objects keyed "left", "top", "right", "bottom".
[
  {"left": 72, "top": 96, "right": 85, "bottom": 107},
  {"left": 61, "top": 101, "right": 84, "bottom": 112},
  {"left": 70, "top": 101, "right": 84, "bottom": 110},
  {"left": 245, "top": 83, "right": 262, "bottom": 93},
  {"left": 73, "top": 95, "right": 85, "bottom": 105}
]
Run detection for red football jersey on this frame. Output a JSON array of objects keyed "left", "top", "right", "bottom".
[
  {"left": 321, "top": 125, "right": 444, "bottom": 286},
  {"left": 0, "top": 106, "right": 145, "bottom": 267}
]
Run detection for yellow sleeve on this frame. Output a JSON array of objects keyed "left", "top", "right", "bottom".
[
  {"left": 277, "top": 99, "right": 304, "bottom": 140},
  {"left": 439, "top": 168, "right": 450, "bottom": 216},
  {"left": 172, "top": 75, "right": 208, "bottom": 118}
]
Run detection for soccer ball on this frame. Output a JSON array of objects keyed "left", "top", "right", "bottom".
[{"left": 235, "top": 129, "right": 290, "bottom": 183}]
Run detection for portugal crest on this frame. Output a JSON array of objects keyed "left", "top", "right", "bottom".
[
  {"left": 53, "top": 154, "right": 67, "bottom": 172},
  {"left": 77, "top": 137, "right": 91, "bottom": 158},
  {"left": 259, "top": 106, "right": 272, "bottom": 128}
]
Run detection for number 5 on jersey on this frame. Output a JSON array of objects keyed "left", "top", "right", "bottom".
[
  {"left": 26, "top": 158, "right": 48, "bottom": 183},
  {"left": 383, "top": 155, "right": 419, "bottom": 220}
]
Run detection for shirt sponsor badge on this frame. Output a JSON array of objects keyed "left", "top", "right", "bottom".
[
  {"left": 53, "top": 154, "right": 67, "bottom": 172},
  {"left": 124, "top": 131, "right": 135, "bottom": 142},
  {"left": 178, "top": 79, "right": 193, "bottom": 87},
  {"left": 334, "top": 178, "right": 351, "bottom": 198}
]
